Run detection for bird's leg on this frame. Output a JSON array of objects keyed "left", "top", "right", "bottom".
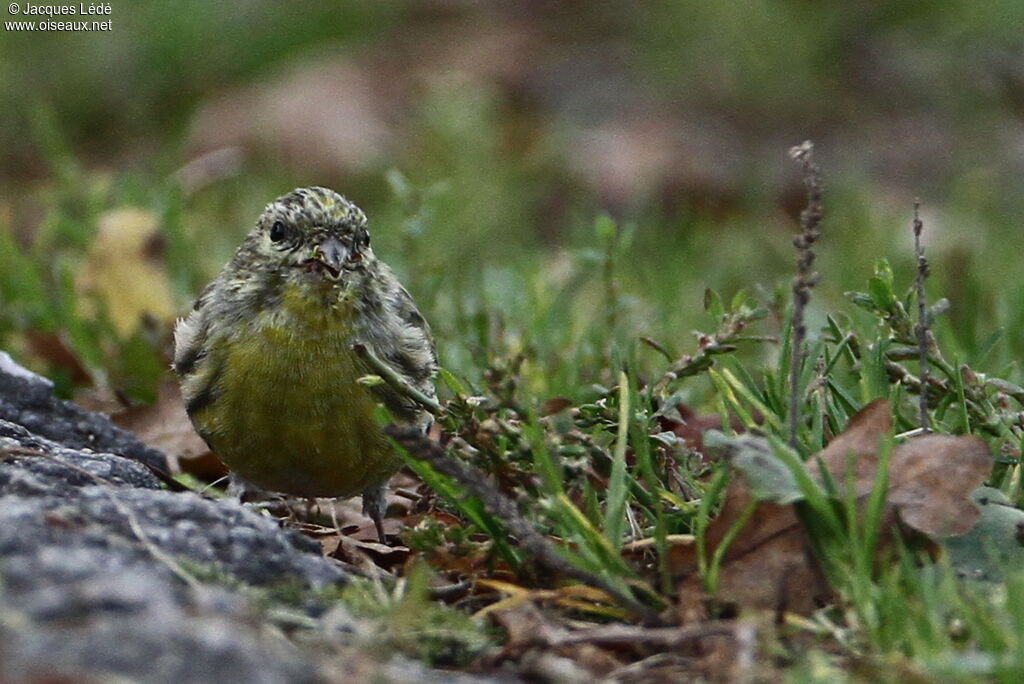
[
  {"left": 226, "top": 472, "right": 264, "bottom": 502},
  {"left": 304, "top": 497, "right": 319, "bottom": 522},
  {"left": 227, "top": 474, "right": 296, "bottom": 519},
  {"left": 362, "top": 483, "right": 388, "bottom": 543}
]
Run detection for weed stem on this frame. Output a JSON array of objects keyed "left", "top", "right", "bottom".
[
  {"left": 787, "top": 141, "right": 823, "bottom": 448},
  {"left": 913, "top": 201, "right": 931, "bottom": 432}
]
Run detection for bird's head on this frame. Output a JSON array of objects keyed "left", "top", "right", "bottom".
[{"left": 247, "top": 186, "right": 374, "bottom": 283}]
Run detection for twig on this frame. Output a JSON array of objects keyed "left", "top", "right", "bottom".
[
  {"left": 383, "top": 425, "right": 666, "bottom": 626},
  {"left": 539, "top": 621, "right": 738, "bottom": 648},
  {"left": 653, "top": 341, "right": 738, "bottom": 394},
  {"left": 429, "top": 579, "right": 474, "bottom": 601},
  {"left": 622, "top": 534, "right": 695, "bottom": 552},
  {"left": 652, "top": 323, "right": 749, "bottom": 394},
  {"left": 352, "top": 342, "right": 443, "bottom": 414},
  {"left": 787, "top": 141, "right": 824, "bottom": 447},
  {"left": 913, "top": 201, "right": 931, "bottom": 433},
  {"left": 138, "top": 460, "right": 193, "bottom": 493}
]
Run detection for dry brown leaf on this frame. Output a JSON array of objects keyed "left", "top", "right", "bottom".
[
  {"left": 816, "top": 397, "right": 892, "bottom": 464},
  {"left": 77, "top": 207, "right": 176, "bottom": 339},
  {"left": 673, "top": 399, "right": 991, "bottom": 616},
  {"left": 296, "top": 520, "right": 412, "bottom": 571},
  {"left": 485, "top": 602, "right": 624, "bottom": 678},
  {"left": 488, "top": 600, "right": 548, "bottom": 652},
  {"left": 673, "top": 490, "right": 828, "bottom": 618},
  {"left": 112, "top": 380, "right": 218, "bottom": 478},
  {"left": 879, "top": 435, "right": 990, "bottom": 536},
  {"left": 320, "top": 471, "right": 421, "bottom": 542},
  {"left": 540, "top": 396, "right": 573, "bottom": 416},
  {"left": 24, "top": 329, "right": 93, "bottom": 385},
  {"left": 813, "top": 399, "right": 991, "bottom": 537}
]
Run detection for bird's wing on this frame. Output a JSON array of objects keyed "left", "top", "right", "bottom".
[
  {"left": 172, "top": 281, "right": 216, "bottom": 376},
  {"left": 360, "top": 282, "right": 438, "bottom": 427}
]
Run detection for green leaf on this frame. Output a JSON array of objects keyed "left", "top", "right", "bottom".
[
  {"left": 874, "top": 257, "right": 895, "bottom": 286},
  {"left": 845, "top": 291, "right": 875, "bottom": 311},
  {"left": 711, "top": 366, "right": 782, "bottom": 430},
  {"left": 704, "top": 288, "right": 725, "bottom": 318},
  {"left": 973, "top": 327, "right": 1006, "bottom": 366},
  {"left": 868, "top": 276, "right": 895, "bottom": 313},
  {"left": 605, "top": 371, "right": 630, "bottom": 549},
  {"left": 650, "top": 431, "right": 679, "bottom": 447},
  {"left": 730, "top": 288, "right": 750, "bottom": 312},
  {"left": 594, "top": 213, "right": 617, "bottom": 244},
  {"left": 438, "top": 367, "right": 469, "bottom": 396}
]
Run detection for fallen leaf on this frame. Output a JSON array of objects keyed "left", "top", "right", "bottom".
[
  {"left": 485, "top": 601, "right": 624, "bottom": 678},
  {"left": 540, "top": 396, "right": 573, "bottom": 416},
  {"left": 112, "top": 379, "right": 218, "bottom": 478},
  {"left": 810, "top": 399, "right": 990, "bottom": 537},
  {"left": 673, "top": 399, "right": 992, "bottom": 616},
  {"left": 673, "top": 485, "right": 829, "bottom": 617},
  {"left": 474, "top": 580, "right": 628, "bottom": 622},
  {"left": 320, "top": 471, "right": 421, "bottom": 542},
  {"left": 24, "top": 329, "right": 93, "bottom": 385},
  {"left": 882, "top": 434, "right": 990, "bottom": 537},
  {"left": 77, "top": 207, "right": 176, "bottom": 339}
]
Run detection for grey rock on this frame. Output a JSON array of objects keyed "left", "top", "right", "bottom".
[
  {"left": 0, "top": 351, "right": 52, "bottom": 387},
  {"left": 0, "top": 364, "right": 169, "bottom": 471},
  {"left": 0, "top": 362, "right": 345, "bottom": 683}
]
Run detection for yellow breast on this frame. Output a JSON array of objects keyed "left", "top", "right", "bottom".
[{"left": 192, "top": 283, "right": 398, "bottom": 497}]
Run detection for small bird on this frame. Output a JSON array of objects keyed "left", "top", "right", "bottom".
[{"left": 173, "top": 187, "right": 437, "bottom": 540}]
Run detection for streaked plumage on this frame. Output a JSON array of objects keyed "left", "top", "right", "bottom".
[{"left": 173, "top": 187, "right": 437, "bottom": 538}]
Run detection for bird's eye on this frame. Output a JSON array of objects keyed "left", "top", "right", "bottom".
[
  {"left": 269, "top": 221, "right": 287, "bottom": 242},
  {"left": 359, "top": 229, "right": 370, "bottom": 248}
]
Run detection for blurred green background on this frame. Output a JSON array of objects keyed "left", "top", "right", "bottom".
[{"left": 2, "top": 0, "right": 1024, "bottom": 401}]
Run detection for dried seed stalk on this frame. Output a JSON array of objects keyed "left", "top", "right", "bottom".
[{"left": 787, "top": 141, "right": 823, "bottom": 447}]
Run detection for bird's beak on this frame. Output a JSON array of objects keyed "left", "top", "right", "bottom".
[{"left": 311, "top": 237, "right": 347, "bottom": 278}]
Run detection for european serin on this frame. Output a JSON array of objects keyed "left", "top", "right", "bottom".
[{"left": 173, "top": 187, "right": 437, "bottom": 539}]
